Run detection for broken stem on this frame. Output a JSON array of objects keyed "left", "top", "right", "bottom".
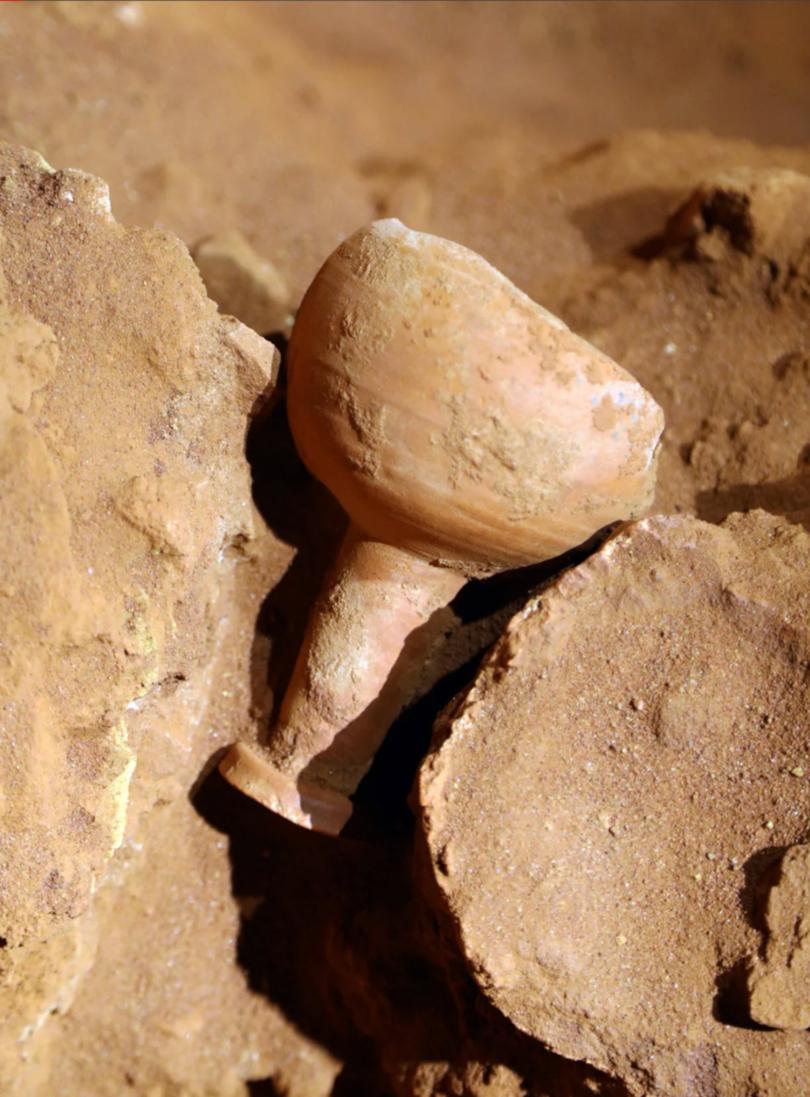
[{"left": 220, "top": 526, "right": 465, "bottom": 833}]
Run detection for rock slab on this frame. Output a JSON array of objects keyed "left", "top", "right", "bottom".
[{"left": 419, "top": 511, "right": 810, "bottom": 1096}]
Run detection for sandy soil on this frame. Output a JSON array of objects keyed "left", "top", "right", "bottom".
[{"left": 1, "top": 3, "right": 809, "bottom": 1095}]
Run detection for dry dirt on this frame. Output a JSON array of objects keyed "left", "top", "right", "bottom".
[
  {"left": 1, "top": 2, "right": 809, "bottom": 1096},
  {"left": 419, "top": 511, "right": 810, "bottom": 1097}
]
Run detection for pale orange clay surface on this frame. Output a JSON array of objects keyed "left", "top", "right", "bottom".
[{"left": 221, "top": 221, "right": 664, "bottom": 833}]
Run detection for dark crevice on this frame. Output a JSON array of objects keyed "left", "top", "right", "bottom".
[
  {"left": 330, "top": 1064, "right": 393, "bottom": 1097},
  {"left": 262, "top": 330, "right": 289, "bottom": 360},
  {"left": 346, "top": 523, "right": 616, "bottom": 843},
  {"left": 247, "top": 1080, "right": 283, "bottom": 1097},
  {"left": 711, "top": 845, "right": 789, "bottom": 1030},
  {"left": 712, "top": 956, "right": 759, "bottom": 1029},
  {"left": 695, "top": 473, "right": 810, "bottom": 531}
]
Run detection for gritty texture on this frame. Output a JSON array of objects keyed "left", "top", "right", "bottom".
[
  {"left": 0, "top": 2, "right": 810, "bottom": 1095},
  {"left": 193, "top": 228, "right": 293, "bottom": 338},
  {"left": 0, "top": 142, "right": 324, "bottom": 1095},
  {"left": 419, "top": 511, "right": 810, "bottom": 1096},
  {"left": 48, "top": 797, "right": 340, "bottom": 1097},
  {"left": 554, "top": 164, "right": 810, "bottom": 527},
  {"left": 747, "top": 843, "right": 810, "bottom": 1031}
]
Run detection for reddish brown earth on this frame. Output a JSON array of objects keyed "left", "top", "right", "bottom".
[{"left": 1, "top": 3, "right": 809, "bottom": 1095}]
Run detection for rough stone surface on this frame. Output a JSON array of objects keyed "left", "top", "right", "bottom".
[
  {"left": 49, "top": 797, "right": 340, "bottom": 1097},
  {"left": 550, "top": 162, "right": 810, "bottom": 525},
  {"left": 0, "top": 0, "right": 375, "bottom": 301},
  {"left": 0, "top": 2, "right": 810, "bottom": 1094},
  {"left": 405, "top": 130, "right": 810, "bottom": 305},
  {"left": 419, "top": 511, "right": 810, "bottom": 1096},
  {"left": 0, "top": 141, "right": 333, "bottom": 1095},
  {"left": 748, "top": 844, "right": 810, "bottom": 1031},
  {"left": 193, "top": 229, "right": 293, "bottom": 337}
]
